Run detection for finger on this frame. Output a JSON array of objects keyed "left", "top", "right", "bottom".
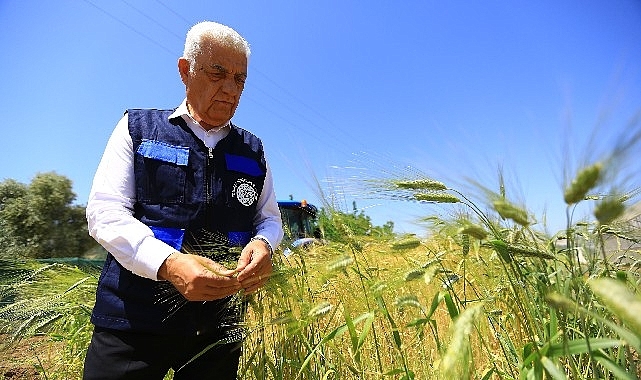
[
  {"left": 194, "top": 256, "right": 238, "bottom": 277},
  {"left": 203, "top": 283, "right": 242, "bottom": 292},
  {"left": 194, "top": 277, "right": 243, "bottom": 300},
  {"left": 236, "top": 239, "right": 270, "bottom": 272},
  {"left": 236, "top": 246, "right": 253, "bottom": 270},
  {"left": 237, "top": 254, "right": 271, "bottom": 281},
  {"left": 190, "top": 270, "right": 241, "bottom": 291},
  {"left": 237, "top": 239, "right": 264, "bottom": 265},
  {"left": 180, "top": 284, "right": 240, "bottom": 301},
  {"left": 208, "top": 267, "right": 239, "bottom": 277},
  {"left": 199, "top": 273, "right": 242, "bottom": 287}
]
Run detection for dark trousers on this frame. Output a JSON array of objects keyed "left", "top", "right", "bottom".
[{"left": 83, "top": 326, "right": 242, "bottom": 380}]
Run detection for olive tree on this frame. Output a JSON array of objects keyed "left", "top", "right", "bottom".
[{"left": 0, "top": 172, "right": 96, "bottom": 258}]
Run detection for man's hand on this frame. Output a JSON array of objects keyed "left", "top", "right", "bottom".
[
  {"left": 236, "top": 238, "right": 272, "bottom": 294},
  {"left": 158, "top": 252, "right": 241, "bottom": 301}
]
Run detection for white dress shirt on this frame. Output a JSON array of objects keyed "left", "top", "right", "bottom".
[{"left": 86, "top": 100, "right": 283, "bottom": 280}]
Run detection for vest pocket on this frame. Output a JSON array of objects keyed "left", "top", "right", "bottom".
[{"left": 136, "top": 140, "right": 189, "bottom": 204}]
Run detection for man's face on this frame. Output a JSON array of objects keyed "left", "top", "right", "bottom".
[{"left": 179, "top": 38, "right": 247, "bottom": 128}]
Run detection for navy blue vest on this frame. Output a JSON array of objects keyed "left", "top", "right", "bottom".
[{"left": 91, "top": 109, "right": 266, "bottom": 334}]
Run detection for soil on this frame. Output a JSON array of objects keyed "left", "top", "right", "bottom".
[
  {"left": 0, "top": 335, "right": 55, "bottom": 380},
  {"left": 0, "top": 368, "right": 40, "bottom": 380}
]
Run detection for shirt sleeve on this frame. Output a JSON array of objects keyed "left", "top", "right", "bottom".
[
  {"left": 252, "top": 161, "right": 284, "bottom": 253},
  {"left": 86, "top": 114, "right": 176, "bottom": 280}
]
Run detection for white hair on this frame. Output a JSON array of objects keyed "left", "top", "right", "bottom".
[{"left": 182, "top": 21, "right": 251, "bottom": 72}]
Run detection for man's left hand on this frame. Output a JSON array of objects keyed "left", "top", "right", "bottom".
[{"left": 236, "top": 238, "right": 272, "bottom": 293}]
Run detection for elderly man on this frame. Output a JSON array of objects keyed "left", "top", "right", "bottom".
[{"left": 83, "top": 21, "right": 283, "bottom": 379}]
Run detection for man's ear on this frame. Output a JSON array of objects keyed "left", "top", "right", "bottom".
[{"left": 178, "top": 58, "right": 190, "bottom": 85}]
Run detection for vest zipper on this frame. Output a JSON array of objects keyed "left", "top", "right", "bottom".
[{"left": 206, "top": 147, "right": 213, "bottom": 204}]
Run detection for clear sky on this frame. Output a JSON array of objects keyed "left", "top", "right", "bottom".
[{"left": 1, "top": 0, "right": 640, "bottom": 235}]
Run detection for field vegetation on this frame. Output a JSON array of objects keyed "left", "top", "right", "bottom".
[{"left": 1, "top": 129, "right": 640, "bottom": 379}]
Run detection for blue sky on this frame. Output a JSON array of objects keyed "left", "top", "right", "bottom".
[{"left": 1, "top": 0, "right": 640, "bottom": 235}]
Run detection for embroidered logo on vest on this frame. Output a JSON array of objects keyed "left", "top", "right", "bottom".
[{"left": 232, "top": 178, "right": 258, "bottom": 206}]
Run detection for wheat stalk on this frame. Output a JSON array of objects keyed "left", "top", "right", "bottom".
[
  {"left": 564, "top": 163, "right": 603, "bottom": 205},
  {"left": 588, "top": 277, "right": 641, "bottom": 334},
  {"left": 440, "top": 303, "right": 484, "bottom": 379}
]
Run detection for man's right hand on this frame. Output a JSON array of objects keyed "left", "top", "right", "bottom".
[{"left": 157, "top": 252, "right": 242, "bottom": 301}]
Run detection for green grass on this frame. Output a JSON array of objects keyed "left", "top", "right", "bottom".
[{"left": 0, "top": 260, "right": 97, "bottom": 378}]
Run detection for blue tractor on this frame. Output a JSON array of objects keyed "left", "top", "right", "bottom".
[{"left": 277, "top": 200, "right": 321, "bottom": 255}]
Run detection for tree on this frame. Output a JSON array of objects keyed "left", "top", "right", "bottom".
[
  {"left": 0, "top": 179, "right": 28, "bottom": 257},
  {"left": 0, "top": 172, "right": 97, "bottom": 259},
  {"left": 317, "top": 203, "right": 394, "bottom": 243}
]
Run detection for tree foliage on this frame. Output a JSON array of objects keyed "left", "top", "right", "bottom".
[
  {"left": 317, "top": 203, "right": 394, "bottom": 243},
  {"left": 0, "top": 172, "right": 96, "bottom": 259}
]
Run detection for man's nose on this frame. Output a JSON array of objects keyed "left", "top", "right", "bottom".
[{"left": 221, "top": 77, "right": 241, "bottom": 94}]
